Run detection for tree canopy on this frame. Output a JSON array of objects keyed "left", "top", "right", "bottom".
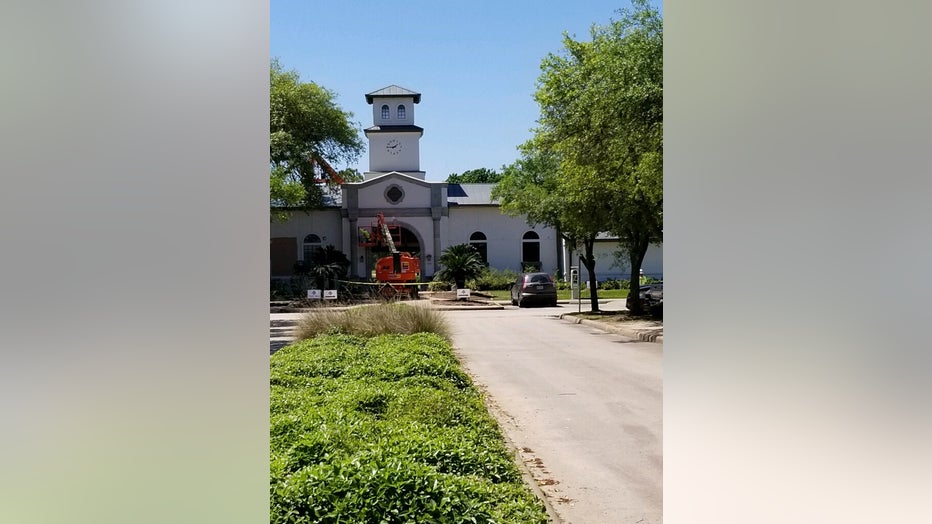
[
  {"left": 270, "top": 59, "right": 364, "bottom": 219},
  {"left": 493, "top": 145, "right": 611, "bottom": 311},
  {"left": 445, "top": 168, "right": 502, "bottom": 184},
  {"left": 495, "top": 0, "right": 662, "bottom": 313}
]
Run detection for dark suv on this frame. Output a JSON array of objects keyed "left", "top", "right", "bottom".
[
  {"left": 511, "top": 272, "right": 558, "bottom": 307},
  {"left": 638, "top": 282, "right": 663, "bottom": 317}
]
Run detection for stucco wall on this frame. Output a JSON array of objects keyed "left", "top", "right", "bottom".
[
  {"left": 269, "top": 209, "right": 344, "bottom": 258},
  {"left": 367, "top": 132, "right": 421, "bottom": 173},
  {"left": 371, "top": 97, "right": 415, "bottom": 126},
  {"left": 447, "top": 207, "right": 560, "bottom": 274},
  {"left": 270, "top": 201, "right": 663, "bottom": 283},
  {"left": 355, "top": 176, "right": 431, "bottom": 209}
]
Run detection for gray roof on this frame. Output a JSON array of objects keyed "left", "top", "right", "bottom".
[
  {"left": 447, "top": 183, "right": 497, "bottom": 205},
  {"left": 365, "top": 85, "right": 421, "bottom": 103},
  {"left": 364, "top": 125, "right": 424, "bottom": 134}
]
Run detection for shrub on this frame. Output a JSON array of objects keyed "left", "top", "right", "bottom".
[
  {"left": 601, "top": 278, "right": 632, "bottom": 290},
  {"left": 271, "top": 279, "right": 291, "bottom": 300},
  {"left": 599, "top": 278, "right": 631, "bottom": 290},
  {"left": 466, "top": 267, "right": 520, "bottom": 291},
  {"left": 270, "top": 334, "right": 549, "bottom": 523},
  {"left": 295, "top": 303, "right": 451, "bottom": 341},
  {"left": 427, "top": 280, "right": 452, "bottom": 292}
]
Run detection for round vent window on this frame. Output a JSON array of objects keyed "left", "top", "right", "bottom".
[{"left": 385, "top": 185, "right": 404, "bottom": 204}]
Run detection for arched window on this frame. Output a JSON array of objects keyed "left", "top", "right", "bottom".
[
  {"left": 381, "top": 104, "right": 390, "bottom": 120},
  {"left": 303, "top": 233, "right": 322, "bottom": 261},
  {"left": 521, "top": 231, "right": 540, "bottom": 271},
  {"left": 396, "top": 104, "right": 406, "bottom": 119},
  {"left": 469, "top": 231, "right": 488, "bottom": 265}
]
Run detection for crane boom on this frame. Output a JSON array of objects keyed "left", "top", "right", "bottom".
[
  {"left": 310, "top": 153, "right": 344, "bottom": 185},
  {"left": 379, "top": 215, "right": 398, "bottom": 254}
]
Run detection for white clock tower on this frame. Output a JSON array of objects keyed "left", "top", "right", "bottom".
[{"left": 363, "top": 85, "right": 425, "bottom": 180}]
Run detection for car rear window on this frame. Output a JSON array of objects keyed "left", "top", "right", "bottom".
[{"left": 527, "top": 274, "right": 551, "bottom": 283}]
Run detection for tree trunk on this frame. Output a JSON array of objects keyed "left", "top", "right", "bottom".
[
  {"left": 624, "top": 236, "right": 650, "bottom": 314},
  {"left": 582, "top": 237, "right": 599, "bottom": 313}
]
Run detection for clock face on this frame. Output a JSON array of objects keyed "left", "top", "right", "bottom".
[{"left": 386, "top": 139, "right": 403, "bottom": 155}]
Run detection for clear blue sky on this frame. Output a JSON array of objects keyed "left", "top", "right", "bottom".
[{"left": 271, "top": 0, "right": 661, "bottom": 181}]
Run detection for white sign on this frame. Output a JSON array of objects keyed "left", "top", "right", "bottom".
[
  {"left": 323, "top": 289, "right": 338, "bottom": 300},
  {"left": 456, "top": 288, "right": 471, "bottom": 299},
  {"left": 307, "top": 289, "right": 321, "bottom": 299}
]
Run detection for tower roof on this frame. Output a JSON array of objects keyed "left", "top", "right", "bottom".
[{"left": 365, "top": 85, "right": 421, "bottom": 104}]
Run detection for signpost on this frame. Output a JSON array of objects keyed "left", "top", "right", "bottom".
[
  {"left": 323, "top": 289, "right": 338, "bottom": 300},
  {"left": 307, "top": 289, "right": 321, "bottom": 300},
  {"left": 456, "top": 288, "right": 471, "bottom": 300}
]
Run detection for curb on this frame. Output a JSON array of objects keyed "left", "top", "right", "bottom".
[
  {"left": 558, "top": 313, "right": 663, "bottom": 343},
  {"left": 461, "top": 378, "right": 565, "bottom": 524},
  {"left": 428, "top": 303, "right": 505, "bottom": 311}
]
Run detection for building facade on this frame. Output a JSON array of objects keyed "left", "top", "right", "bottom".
[{"left": 270, "top": 85, "right": 662, "bottom": 282}]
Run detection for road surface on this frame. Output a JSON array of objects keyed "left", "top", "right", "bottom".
[{"left": 445, "top": 304, "right": 662, "bottom": 524}]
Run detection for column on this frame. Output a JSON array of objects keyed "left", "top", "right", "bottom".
[
  {"left": 432, "top": 216, "right": 441, "bottom": 277},
  {"left": 348, "top": 218, "right": 358, "bottom": 278}
]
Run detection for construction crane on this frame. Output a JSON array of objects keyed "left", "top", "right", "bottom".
[{"left": 358, "top": 212, "right": 421, "bottom": 298}]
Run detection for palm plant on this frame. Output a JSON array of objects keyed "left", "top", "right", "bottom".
[
  {"left": 434, "top": 243, "right": 485, "bottom": 289},
  {"left": 307, "top": 245, "right": 350, "bottom": 290},
  {"left": 307, "top": 262, "right": 344, "bottom": 291}
]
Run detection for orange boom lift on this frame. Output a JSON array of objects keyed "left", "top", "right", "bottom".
[{"left": 358, "top": 212, "right": 421, "bottom": 298}]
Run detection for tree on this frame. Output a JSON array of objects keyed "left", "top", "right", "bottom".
[
  {"left": 493, "top": 146, "right": 610, "bottom": 312},
  {"left": 445, "top": 168, "right": 502, "bottom": 184},
  {"left": 531, "top": 0, "right": 663, "bottom": 314},
  {"left": 338, "top": 168, "right": 364, "bottom": 183},
  {"left": 270, "top": 59, "right": 364, "bottom": 219},
  {"left": 434, "top": 244, "right": 486, "bottom": 289}
]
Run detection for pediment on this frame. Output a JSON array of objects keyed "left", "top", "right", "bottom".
[{"left": 356, "top": 171, "right": 434, "bottom": 190}]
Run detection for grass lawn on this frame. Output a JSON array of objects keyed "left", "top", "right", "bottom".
[
  {"left": 484, "top": 288, "right": 631, "bottom": 301},
  {"left": 270, "top": 327, "right": 549, "bottom": 523}
]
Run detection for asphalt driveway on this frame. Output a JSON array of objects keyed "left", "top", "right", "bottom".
[{"left": 445, "top": 304, "right": 662, "bottom": 524}]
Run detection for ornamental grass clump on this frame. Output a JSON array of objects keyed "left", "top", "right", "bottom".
[{"left": 295, "top": 302, "right": 451, "bottom": 341}]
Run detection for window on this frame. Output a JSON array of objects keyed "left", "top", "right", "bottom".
[
  {"left": 469, "top": 231, "right": 488, "bottom": 265},
  {"left": 381, "top": 104, "right": 390, "bottom": 120},
  {"left": 303, "top": 233, "right": 322, "bottom": 261},
  {"left": 397, "top": 104, "right": 406, "bottom": 119},
  {"left": 521, "top": 231, "right": 540, "bottom": 270},
  {"left": 385, "top": 184, "right": 405, "bottom": 204}
]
